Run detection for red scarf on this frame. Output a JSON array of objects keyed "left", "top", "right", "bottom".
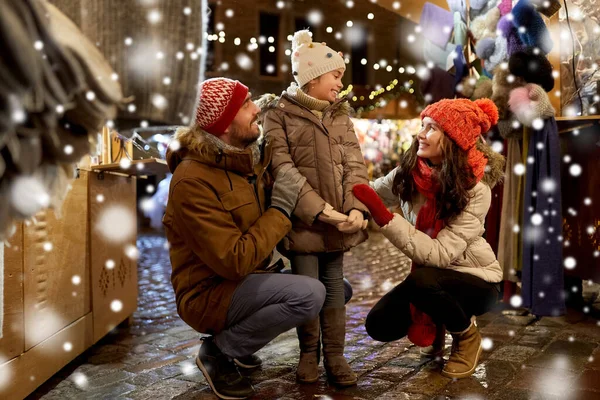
[
  {"left": 406, "top": 157, "right": 445, "bottom": 347},
  {"left": 406, "top": 155, "right": 486, "bottom": 346}
]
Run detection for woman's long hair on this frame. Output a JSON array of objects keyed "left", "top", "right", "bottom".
[{"left": 392, "top": 135, "right": 477, "bottom": 222}]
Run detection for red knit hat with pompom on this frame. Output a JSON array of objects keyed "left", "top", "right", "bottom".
[
  {"left": 420, "top": 98, "right": 499, "bottom": 181},
  {"left": 420, "top": 98, "right": 499, "bottom": 150}
]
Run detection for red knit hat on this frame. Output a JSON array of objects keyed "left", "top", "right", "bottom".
[
  {"left": 194, "top": 78, "right": 249, "bottom": 136},
  {"left": 420, "top": 98, "right": 499, "bottom": 181},
  {"left": 420, "top": 98, "right": 499, "bottom": 150}
]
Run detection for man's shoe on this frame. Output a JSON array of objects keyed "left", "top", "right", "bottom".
[
  {"left": 196, "top": 337, "right": 255, "bottom": 399},
  {"left": 234, "top": 354, "right": 263, "bottom": 369}
]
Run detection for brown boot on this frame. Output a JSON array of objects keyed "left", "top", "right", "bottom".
[
  {"left": 442, "top": 322, "right": 482, "bottom": 379},
  {"left": 320, "top": 308, "right": 357, "bottom": 387},
  {"left": 420, "top": 324, "right": 446, "bottom": 358},
  {"left": 296, "top": 317, "right": 320, "bottom": 383}
]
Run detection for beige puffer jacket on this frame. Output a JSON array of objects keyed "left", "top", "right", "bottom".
[
  {"left": 259, "top": 93, "right": 370, "bottom": 253},
  {"left": 372, "top": 143, "right": 505, "bottom": 283}
]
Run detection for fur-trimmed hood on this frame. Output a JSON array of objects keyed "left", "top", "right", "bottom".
[
  {"left": 478, "top": 139, "right": 505, "bottom": 189},
  {"left": 166, "top": 125, "right": 262, "bottom": 175}
]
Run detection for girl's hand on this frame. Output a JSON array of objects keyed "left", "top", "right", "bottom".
[
  {"left": 336, "top": 209, "right": 365, "bottom": 233},
  {"left": 352, "top": 184, "right": 394, "bottom": 226},
  {"left": 318, "top": 203, "right": 349, "bottom": 225}
]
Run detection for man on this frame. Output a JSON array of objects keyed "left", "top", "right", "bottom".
[{"left": 163, "top": 78, "right": 326, "bottom": 400}]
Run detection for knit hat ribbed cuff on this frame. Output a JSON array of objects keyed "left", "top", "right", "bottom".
[{"left": 296, "top": 58, "right": 347, "bottom": 87}]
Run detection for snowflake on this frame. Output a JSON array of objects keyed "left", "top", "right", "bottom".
[
  {"left": 94, "top": 205, "right": 136, "bottom": 244},
  {"left": 563, "top": 257, "right": 576, "bottom": 270},
  {"left": 510, "top": 294, "right": 523, "bottom": 307},
  {"left": 111, "top": 300, "right": 124, "bottom": 312}
]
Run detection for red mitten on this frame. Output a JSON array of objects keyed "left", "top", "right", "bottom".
[
  {"left": 352, "top": 184, "right": 394, "bottom": 226},
  {"left": 407, "top": 304, "right": 437, "bottom": 347}
]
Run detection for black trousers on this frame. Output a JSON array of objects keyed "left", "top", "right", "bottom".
[{"left": 365, "top": 267, "right": 500, "bottom": 342}]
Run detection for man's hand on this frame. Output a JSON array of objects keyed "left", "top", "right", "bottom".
[
  {"left": 270, "top": 164, "right": 307, "bottom": 218},
  {"left": 336, "top": 209, "right": 365, "bottom": 233}
]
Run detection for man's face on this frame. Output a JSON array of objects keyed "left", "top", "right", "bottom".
[{"left": 224, "top": 93, "right": 261, "bottom": 148}]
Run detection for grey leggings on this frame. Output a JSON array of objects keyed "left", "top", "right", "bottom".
[{"left": 291, "top": 252, "right": 345, "bottom": 309}]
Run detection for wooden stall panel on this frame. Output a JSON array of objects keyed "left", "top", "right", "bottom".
[
  {"left": 0, "top": 314, "right": 93, "bottom": 400},
  {"left": 0, "top": 224, "right": 25, "bottom": 363},
  {"left": 89, "top": 172, "right": 138, "bottom": 343},
  {"left": 23, "top": 172, "right": 91, "bottom": 350}
]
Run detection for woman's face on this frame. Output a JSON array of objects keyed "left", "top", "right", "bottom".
[
  {"left": 416, "top": 117, "right": 444, "bottom": 165},
  {"left": 307, "top": 69, "right": 344, "bottom": 102}
]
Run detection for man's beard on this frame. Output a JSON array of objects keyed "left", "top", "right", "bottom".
[{"left": 229, "top": 119, "right": 260, "bottom": 148}]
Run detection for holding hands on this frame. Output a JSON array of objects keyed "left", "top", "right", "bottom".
[
  {"left": 318, "top": 204, "right": 367, "bottom": 233},
  {"left": 336, "top": 210, "right": 366, "bottom": 233}
]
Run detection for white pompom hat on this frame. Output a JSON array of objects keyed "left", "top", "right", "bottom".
[{"left": 291, "top": 29, "right": 346, "bottom": 87}]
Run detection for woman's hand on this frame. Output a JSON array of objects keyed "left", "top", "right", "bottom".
[{"left": 352, "top": 184, "right": 394, "bottom": 226}]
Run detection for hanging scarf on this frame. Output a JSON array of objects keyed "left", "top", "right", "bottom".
[{"left": 406, "top": 157, "right": 445, "bottom": 347}]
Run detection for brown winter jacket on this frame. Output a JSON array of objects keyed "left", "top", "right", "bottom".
[
  {"left": 163, "top": 126, "right": 291, "bottom": 335},
  {"left": 259, "top": 93, "right": 370, "bottom": 254}
]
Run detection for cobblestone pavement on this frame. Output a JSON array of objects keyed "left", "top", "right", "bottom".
[{"left": 28, "top": 231, "right": 600, "bottom": 400}]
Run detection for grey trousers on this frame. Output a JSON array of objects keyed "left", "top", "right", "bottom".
[
  {"left": 214, "top": 273, "right": 326, "bottom": 358},
  {"left": 291, "top": 252, "right": 345, "bottom": 309}
]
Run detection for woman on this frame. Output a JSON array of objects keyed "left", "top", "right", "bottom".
[
  {"left": 352, "top": 98, "right": 504, "bottom": 379},
  {"left": 259, "top": 29, "right": 370, "bottom": 386}
]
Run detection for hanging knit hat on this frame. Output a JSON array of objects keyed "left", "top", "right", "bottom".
[
  {"left": 498, "top": 15, "right": 528, "bottom": 56},
  {"left": 421, "top": 98, "right": 499, "bottom": 150},
  {"left": 511, "top": 0, "right": 554, "bottom": 54},
  {"left": 498, "top": 0, "right": 513, "bottom": 15},
  {"left": 471, "top": 7, "right": 501, "bottom": 40},
  {"left": 420, "top": 3, "right": 455, "bottom": 48},
  {"left": 290, "top": 30, "right": 346, "bottom": 87},
  {"left": 508, "top": 50, "right": 554, "bottom": 92},
  {"left": 476, "top": 35, "right": 508, "bottom": 73},
  {"left": 193, "top": 78, "right": 249, "bottom": 137},
  {"left": 447, "top": 0, "right": 467, "bottom": 23},
  {"left": 508, "top": 83, "right": 555, "bottom": 126}
]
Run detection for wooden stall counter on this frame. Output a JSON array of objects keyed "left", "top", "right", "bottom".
[{"left": 0, "top": 169, "right": 139, "bottom": 400}]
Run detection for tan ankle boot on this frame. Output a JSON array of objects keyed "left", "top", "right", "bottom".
[
  {"left": 320, "top": 308, "right": 357, "bottom": 387},
  {"left": 296, "top": 317, "right": 320, "bottom": 383},
  {"left": 420, "top": 324, "right": 446, "bottom": 357},
  {"left": 442, "top": 322, "right": 482, "bottom": 379}
]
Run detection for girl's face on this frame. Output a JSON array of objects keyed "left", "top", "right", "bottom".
[
  {"left": 307, "top": 69, "right": 344, "bottom": 102},
  {"left": 416, "top": 117, "right": 444, "bottom": 165}
]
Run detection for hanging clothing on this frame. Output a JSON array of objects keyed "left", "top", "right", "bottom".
[
  {"left": 521, "top": 119, "right": 565, "bottom": 316},
  {"left": 497, "top": 138, "right": 524, "bottom": 282}
]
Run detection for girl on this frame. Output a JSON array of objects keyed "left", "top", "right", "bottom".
[
  {"left": 260, "top": 30, "right": 370, "bottom": 386},
  {"left": 352, "top": 98, "right": 504, "bottom": 379}
]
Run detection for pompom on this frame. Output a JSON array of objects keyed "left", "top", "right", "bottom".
[
  {"left": 292, "top": 29, "right": 313, "bottom": 50},
  {"left": 472, "top": 77, "right": 493, "bottom": 100},
  {"left": 508, "top": 84, "right": 555, "bottom": 126},
  {"left": 476, "top": 37, "right": 496, "bottom": 59},
  {"left": 508, "top": 86, "right": 536, "bottom": 125},
  {"left": 475, "top": 98, "right": 499, "bottom": 126}
]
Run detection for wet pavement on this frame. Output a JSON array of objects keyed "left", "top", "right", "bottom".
[{"left": 28, "top": 231, "right": 600, "bottom": 400}]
